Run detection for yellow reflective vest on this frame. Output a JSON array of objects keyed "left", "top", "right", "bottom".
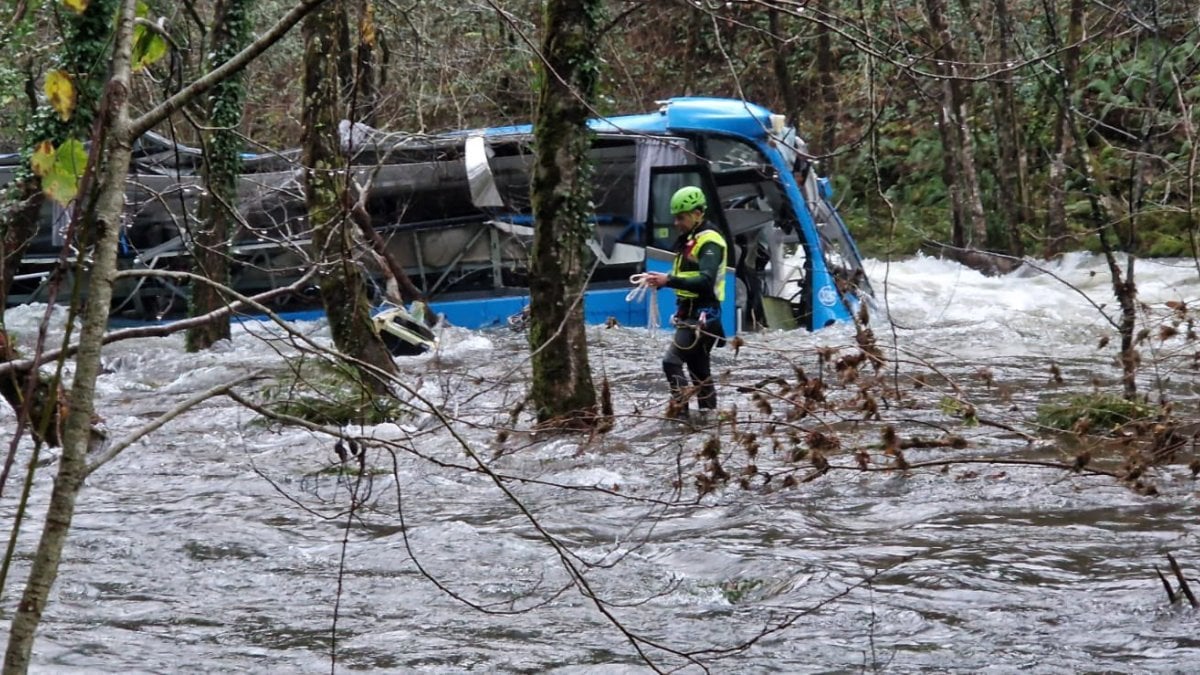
[{"left": 671, "top": 226, "right": 727, "bottom": 303}]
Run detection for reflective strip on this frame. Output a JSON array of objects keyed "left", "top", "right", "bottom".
[{"left": 671, "top": 229, "right": 726, "bottom": 302}]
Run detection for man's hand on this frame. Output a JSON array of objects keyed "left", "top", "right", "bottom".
[{"left": 644, "top": 272, "right": 669, "bottom": 288}]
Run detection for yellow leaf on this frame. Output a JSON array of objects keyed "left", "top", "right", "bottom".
[
  {"left": 44, "top": 69, "right": 75, "bottom": 122},
  {"left": 62, "top": 0, "right": 90, "bottom": 14},
  {"left": 360, "top": 3, "right": 376, "bottom": 47},
  {"left": 41, "top": 139, "right": 89, "bottom": 206},
  {"left": 31, "top": 141, "right": 55, "bottom": 177},
  {"left": 43, "top": 169, "right": 79, "bottom": 206}
]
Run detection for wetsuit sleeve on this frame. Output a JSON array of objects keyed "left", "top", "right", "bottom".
[{"left": 666, "top": 242, "right": 724, "bottom": 295}]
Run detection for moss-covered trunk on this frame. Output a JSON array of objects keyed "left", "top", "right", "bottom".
[
  {"left": 187, "top": 0, "right": 253, "bottom": 351},
  {"left": 302, "top": 0, "right": 397, "bottom": 393},
  {"left": 2, "top": 3, "right": 138, "bottom": 670},
  {"left": 526, "top": 0, "right": 600, "bottom": 426},
  {"left": 0, "top": 0, "right": 118, "bottom": 316},
  {"left": 1042, "top": 0, "right": 1138, "bottom": 398},
  {"left": 959, "top": 0, "right": 1028, "bottom": 256}
]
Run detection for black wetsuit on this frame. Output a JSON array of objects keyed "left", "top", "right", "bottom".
[{"left": 662, "top": 222, "right": 726, "bottom": 414}]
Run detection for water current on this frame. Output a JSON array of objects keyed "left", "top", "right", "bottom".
[{"left": 2, "top": 252, "right": 1200, "bottom": 673}]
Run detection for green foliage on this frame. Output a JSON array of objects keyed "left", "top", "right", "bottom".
[
  {"left": 939, "top": 396, "right": 979, "bottom": 426},
  {"left": 34, "top": 137, "right": 88, "bottom": 205},
  {"left": 842, "top": 205, "right": 949, "bottom": 259},
  {"left": 258, "top": 356, "right": 406, "bottom": 426},
  {"left": 717, "top": 578, "right": 764, "bottom": 604},
  {"left": 1036, "top": 393, "right": 1156, "bottom": 433},
  {"left": 131, "top": 2, "right": 169, "bottom": 71}
]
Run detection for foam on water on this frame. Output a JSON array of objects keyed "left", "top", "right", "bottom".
[{"left": 4, "top": 253, "right": 1200, "bottom": 673}]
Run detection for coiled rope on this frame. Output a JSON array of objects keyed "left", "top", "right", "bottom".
[{"left": 626, "top": 273, "right": 660, "bottom": 331}]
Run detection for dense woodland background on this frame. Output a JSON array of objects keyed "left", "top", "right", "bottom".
[
  {"left": 2, "top": 0, "right": 1197, "bottom": 260},
  {"left": 2, "top": 3, "right": 1198, "bottom": 670}
]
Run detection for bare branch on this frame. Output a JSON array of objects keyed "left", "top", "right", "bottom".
[{"left": 85, "top": 369, "right": 264, "bottom": 474}]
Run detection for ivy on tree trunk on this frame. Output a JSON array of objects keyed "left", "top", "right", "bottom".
[
  {"left": 302, "top": 0, "right": 398, "bottom": 394},
  {"left": 188, "top": 0, "right": 253, "bottom": 351},
  {"left": 526, "top": 0, "right": 601, "bottom": 426},
  {"left": 3, "top": 3, "right": 139, "bottom": 669},
  {"left": 0, "top": 0, "right": 118, "bottom": 317}
]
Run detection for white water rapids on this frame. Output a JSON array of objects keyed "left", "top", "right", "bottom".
[{"left": 1, "top": 252, "right": 1199, "bottom": 673}]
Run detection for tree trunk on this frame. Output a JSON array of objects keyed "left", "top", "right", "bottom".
[
  {"left": 923, "top": 0, "right": 987, "bottom": 248},
  {"left": 681, "top": 4, "right": 702, "bottom": 95},
  {"left": 2, "top": 3, "right": 139, "bottom": 670},
  {"left": 187, "top": 0, "right": 253, "bottom": 351},
  {"left": 992, "top": 0, "right": 1030, "bottom": 255},
  {"left": 351, "top": 0, "right": 379, "bottom": 128},
  {"left": 1044, "top": 0, "right": 1083, "bottom": 258},
  {"left": 934, "top": 94, "right": 966, "bottom": 248},
  {"left": 1041, "top": 0, "right": 1138, "bottom": 398},
  {"left": 4, "top": 1, "right": 335, "bottom": 668},
  {"left": 0, "top": 0, "right": 118, "bottom": 315},
  {"left": 815, "top": 0, "right": 840, "bottom": 165},
  {"left": 959, "top": 0, "right": 1026, "bottom": 256},
  {"left": 768, "top": 8, "right": 799, "bottom": 132},
  {"left": 526, "top": 0, "right": 599, "bottom": 426},
  {"left": 302, "top": 0, "right": 398, "bottom": 393}
]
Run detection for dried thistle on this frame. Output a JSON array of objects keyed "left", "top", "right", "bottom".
[
  {"left": 1049, "top": 363, "right": 1063, "bottom": 385},
  {"left": 810, "top": 450, "right": 829, "bottom": 474},
  {"left": 600, "top": 376, "right": 613, "bottom": 418},
  {"left": 855, "top": 449, "right": 870, "bottom": 470},
  {"left": 976, "top": 367, "right": 995, "bottom": 388},
  {"left": 752, "top": 393, "right": 772, "bottom": 415},
  {"left": 882, "top": 425, "right": 898, "bottom": 456},
  {"left": 730, "top": 335, "right": 745, "bottom": 357},
  {"left": 807, "top": 430, "right": 840, "bottom": 452},
  {"left": 1073, "top": 450, "right": 1091, "bottom": 472}
]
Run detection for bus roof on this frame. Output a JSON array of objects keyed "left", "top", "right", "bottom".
[{"left": 471, "top": 97, "right": 777, "bottom": 143}]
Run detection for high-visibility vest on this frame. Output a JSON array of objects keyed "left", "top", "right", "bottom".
[{"left": 671, "top": 226, "right": 727, "bottom": 303}]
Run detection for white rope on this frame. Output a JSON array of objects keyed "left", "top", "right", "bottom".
[
  {"left": 626, "top": 273, "right": 650, "bottom": 302},
  {"left": 626, "top": 273, "right": 659, "bottom": 331}
]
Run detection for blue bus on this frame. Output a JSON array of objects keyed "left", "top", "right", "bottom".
[{"left": 5, "top": 97, "right": 873, "bottom": 338}]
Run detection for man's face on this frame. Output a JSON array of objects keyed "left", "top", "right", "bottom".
[{"left": 673, "top": 208, "right": 702, "bottom": 233}]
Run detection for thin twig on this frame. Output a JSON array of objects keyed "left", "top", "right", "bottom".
[
  {"left": 85, "top": 370, "right": 263, "bottom": 474},
  {"left": 1167, "top": 552, "right": 1198, "bottom": 608}
]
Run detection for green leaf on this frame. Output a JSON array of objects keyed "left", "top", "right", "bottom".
[
  {"left": 55, "top": 138, "right": 88, "bottom": 176},
  {"left": 43, "top": 167, "right": 80, "bottom": 205},
  {"left": 42, "top": 138, "right": 89, "bottom": 206},
  {"left": 132, "top": 22, "right": 169, "bottom": 71},
  {"left": 1087, "top": 78, "right": 1112, "bottom": 96}
]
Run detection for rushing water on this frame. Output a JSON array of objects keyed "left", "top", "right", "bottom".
[{"left": 2, "top": 252, "right": 1200, "bottom": 673}]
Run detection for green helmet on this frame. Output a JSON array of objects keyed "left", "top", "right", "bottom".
[{"left": 670, "top": 186, "right": 707, "bottom": 215}]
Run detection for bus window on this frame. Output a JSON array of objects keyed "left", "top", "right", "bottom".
[{"left": 646, "top": 170, "right": 701, "bottom": 250}]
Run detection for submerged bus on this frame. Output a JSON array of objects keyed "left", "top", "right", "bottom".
[{"left": 5, "top": 97, "right": 872, "bottom": 338}]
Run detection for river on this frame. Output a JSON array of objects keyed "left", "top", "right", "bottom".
[{"left": 2, "top": 252, "right": 1199, "bottom": 673}]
